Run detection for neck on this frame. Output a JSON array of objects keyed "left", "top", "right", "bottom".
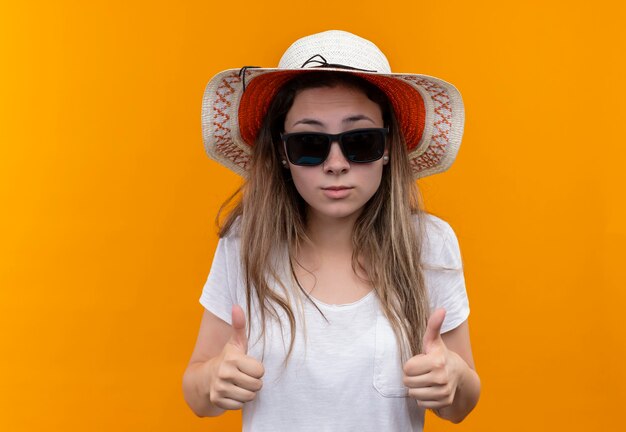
[{"left": 303, "top": 210, "right": 359, "bottom": 258}]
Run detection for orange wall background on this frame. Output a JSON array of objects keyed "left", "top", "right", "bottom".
[{"left": 1, "top": 1, "right": 624, "bottom": 431}]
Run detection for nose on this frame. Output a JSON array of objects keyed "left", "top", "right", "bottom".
[{"left": 323, "top": 141, "right": 350, "bottom": 174}]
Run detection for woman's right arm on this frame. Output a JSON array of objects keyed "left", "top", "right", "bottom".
[{"left": 182, "top": 306, "right": 264, "bottom": 417}]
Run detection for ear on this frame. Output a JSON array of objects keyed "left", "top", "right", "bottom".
[
  {"left": 382, "top": 149, "right": 390, "bottom": 165},
  {"left": 277, "top": 143, "right": 290, "bottom": 169}
]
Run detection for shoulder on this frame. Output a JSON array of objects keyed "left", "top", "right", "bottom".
[
  {"left": 210, "top": 218, "right": 243, "bottom": 266},
  {"left": 218, "top": 216, "right": 242, "bottom": 243},
  {"left": 417, "top": 213, "right": 463, "bottom": 268},
  {"left": 417, "top": 213, "right": 469, "bottom": 332},
  {"left": 420, "top": 212, "right": 455, "bottom": 238}
]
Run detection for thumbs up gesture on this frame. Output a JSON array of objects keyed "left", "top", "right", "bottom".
[
  {"left": 403, "top": 308, "right": 463, "bottom": 409},
  {"left": 207, "top": 305, "right": 265, "bottom": 410}
]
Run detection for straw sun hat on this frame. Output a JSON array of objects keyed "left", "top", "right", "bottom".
[{"left": 201, "top": 30, "right": 464, "bottom": 179}]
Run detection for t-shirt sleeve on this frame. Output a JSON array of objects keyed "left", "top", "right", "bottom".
[
  {"left": 199, "top": 236, "right": 240, "bottom": 325},
  {"left": 423, "top": 216, "right": 470, "bottom": 334}
]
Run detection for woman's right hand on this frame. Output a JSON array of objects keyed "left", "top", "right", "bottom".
[{"left": 205, "top": 305, "right": 265, "bottom": 410}]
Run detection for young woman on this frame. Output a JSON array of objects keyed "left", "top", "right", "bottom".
[{"left": 183, "top": 30, "right": 480, "bottom": 431}]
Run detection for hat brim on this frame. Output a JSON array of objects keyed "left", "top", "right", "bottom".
[{"left": 202, "top": 67, "right": 464, "bottom": 179}]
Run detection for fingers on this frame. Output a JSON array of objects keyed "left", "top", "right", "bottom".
[
  {"left": 230, "top": 305, "right": 248, "bottom": 353},
  {"left": 218, "top": 355, "right": 264, "bottom": 390},
  {"left": 230, "top": 370, "right": 264, "bottom": 394},
  {"left": 422, "top": 308, "right": 446, "bottom": 353},
  {"left": 403, "top": 352, "right": 446, "bottom": 376},
  {"left": 403, "top": 369, "right": 447, "bottom": 388},
  {"left": 210, "top": 382, "right": 260, "bottom": 410},
  {"left": 210, "top": 353, "right": 264, "bottom": 410},
  {"left": 237, "top": 355, "right": 265, "bottom": 379},
  {"left": 213, "top": 397, "right": 245, "bottom": 411},
  {"left": 218, "top": 344, "right": 264, "bottom": 387},
  {"left": 209, "top": 316, "right": 264, "bottom": 412},
  {"left": 404, "top": 315, "right": 458, "bottom": 410},
  {"left": 408, "top": 385, "right": 455, "bottom": 409},
  {"left": 404, "top": 366, "right": 455, "bottom": 409},
  {"left": 221, "top": 383, "right": 259, "bottom": 402}
]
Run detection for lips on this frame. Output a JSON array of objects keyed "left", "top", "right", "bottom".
[
  {"left": 322, "top": 186, "right": 352, "bottom": 191},
  {"left": 321, "top": 186, "right": 353, "bottom": 199}
]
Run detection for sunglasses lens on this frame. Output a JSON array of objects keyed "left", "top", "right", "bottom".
[
  {"left": 342, "top": 130, "right": 385, "bottom": 163},
  {"left": 283, "top": 129, "right": 387, "bottom": 166},
  {"left": 285, "top": 134, "right": 329, "bottom": 166}
]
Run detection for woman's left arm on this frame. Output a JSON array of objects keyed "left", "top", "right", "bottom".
[{"left": 403, "top": 309, "right": 481, "bottom": 423}]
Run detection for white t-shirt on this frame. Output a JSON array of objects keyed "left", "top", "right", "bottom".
[{"left": 200, "top": 214, "right": 470, "bottom": 432}]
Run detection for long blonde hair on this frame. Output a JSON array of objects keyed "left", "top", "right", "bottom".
[{"left": 218, "top": 72, "right": 430, "bottom": 361}]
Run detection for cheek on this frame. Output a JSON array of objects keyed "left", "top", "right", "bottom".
[
  {"left": 289, "top": 168, "right": 315, "bottom": 198},
  {"left": 357, "top": 164, "right": 384, "bottom": 196}
]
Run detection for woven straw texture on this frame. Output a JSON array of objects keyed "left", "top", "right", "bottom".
[{"left": 201, "top": 30, "right": 464, "bottom": 179}]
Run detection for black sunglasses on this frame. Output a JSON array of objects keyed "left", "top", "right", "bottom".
[{"left": 280, "top": 128, "right": 389, "bottom": 166}]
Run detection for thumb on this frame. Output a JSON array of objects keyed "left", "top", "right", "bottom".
[
  {"left": 229, "top": 304, "right": 248, "bottom": 353},
  {"left": 423, "top": 308, "right": 446, "bottom": 353}
]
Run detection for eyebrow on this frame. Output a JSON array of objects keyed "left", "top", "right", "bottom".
[{"left": 291, "top": 115, "right": 376, "bottom": 128}]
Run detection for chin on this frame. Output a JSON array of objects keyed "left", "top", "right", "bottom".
[{"left": 309, "top": 204, "right": 365, "bottom": 221}]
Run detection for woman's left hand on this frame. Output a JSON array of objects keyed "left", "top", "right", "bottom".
[{"left": 402, "top": 308, "right": 464, "bottom": 409}]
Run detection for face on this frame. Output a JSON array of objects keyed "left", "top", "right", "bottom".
[{"left": 283, "top": 84, "right": 388, "bottom": 223}]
